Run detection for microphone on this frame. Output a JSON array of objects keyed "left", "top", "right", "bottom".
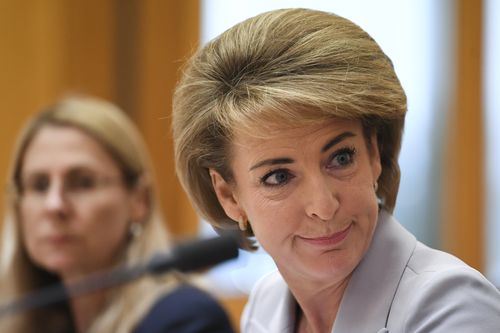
[{"left": 0, "top": 235, "right": 239, "bottom": 317}]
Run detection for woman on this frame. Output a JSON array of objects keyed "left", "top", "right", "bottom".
[
  {"left": 0, "top": 96, "right": 234, "bottom": 333},
  {"left": 172, "top": 8, "right": 500, "bottom": 333}
]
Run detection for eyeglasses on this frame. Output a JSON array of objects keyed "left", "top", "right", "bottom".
[{"left": 18, "top": 171, "right": 123, "bottom": 205}]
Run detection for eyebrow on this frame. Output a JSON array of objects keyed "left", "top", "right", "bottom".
[
  {"left": 321, "top": 131, "right": 356, "bottom": 152},
  {"left": 249, "top": 157, "right": 294, "bottom": 171},
  {"left": 249, "top": 131, "right": 356, "bottom": 171}
]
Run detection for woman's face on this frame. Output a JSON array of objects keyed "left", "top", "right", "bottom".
[
  {"left": 19, "top": 125, "right": 144, "bottom": 281},
  {"left": 211, "top": 119, "right": 381, "bottom": 285}
]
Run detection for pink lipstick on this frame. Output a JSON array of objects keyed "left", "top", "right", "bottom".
[{"left": 299, "top": 223, "right": 352, "bottom": 247}]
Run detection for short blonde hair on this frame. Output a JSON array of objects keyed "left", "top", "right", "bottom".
[
  {"left": 173, "top": 8, "right": 407, "bottom": 250},
  {"left": 0, "top": 96, "right": 178, "bottom": 333}
]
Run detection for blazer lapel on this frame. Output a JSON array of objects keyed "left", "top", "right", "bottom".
[
  {"left": 267, "top": 277, "right": 297, "bottom": 332},
  {"left": 331, "top": 210, "right": 416, "bottom": 333}
]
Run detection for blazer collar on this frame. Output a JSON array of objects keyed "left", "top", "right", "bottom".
[
  {"left": 331, "top": 210, "right": 416, "bottom": 333},
  {"left": 267, "top": 286, "right": 297, "bottom": 332}
]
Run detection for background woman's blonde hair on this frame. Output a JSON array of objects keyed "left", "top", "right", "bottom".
[
  {"left": 0, "top": 96, "right": 179, "bottom": 333},
  {"left": 173, "top": 8, "right": 407, "bottom": 250}
]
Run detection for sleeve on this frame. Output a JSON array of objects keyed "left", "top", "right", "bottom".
[
  {"left": 403, "top": 267, "right": 500, "bottom": 333},
  {"left": 133, "top": 285, "right": 235, "bottom": 333}
]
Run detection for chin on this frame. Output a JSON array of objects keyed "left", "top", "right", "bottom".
[
  {"left": 39, "top": 258, "right": 78, "bottom": 278},
  {"left": 307, "top": 250, "right": 360, "bottom": 281}
]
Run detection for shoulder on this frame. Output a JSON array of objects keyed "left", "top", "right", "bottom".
[
  {"left": 404, "top": 242, "right": 497, "bottom": 293},
  {"left": 134, "top": 284, "right": 235, "bottom": 333},
  {"left": 391, "top": 242, "right": 500, "bottom": 332}
]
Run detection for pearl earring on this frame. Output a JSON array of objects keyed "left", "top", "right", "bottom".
[
  {"left": 130, "top": 222, "right": 143, "bottom": 238},
  {"left": 238, "top": 217, "right": 247, "bottom": 231}
]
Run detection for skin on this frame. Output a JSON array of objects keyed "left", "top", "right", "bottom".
[
  {"left": 19, "top": 125, "right": 146, "bottom": 281},
  {"left": 211, "top": 118, "right": 381, "bottom": 332}
]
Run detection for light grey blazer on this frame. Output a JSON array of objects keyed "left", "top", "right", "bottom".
[{"left": 241, "top": 210, "right": 500, "bottom": 332}]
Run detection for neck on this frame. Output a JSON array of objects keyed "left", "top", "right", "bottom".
[
  {"left": 286, "top": 275, "right": 351, "bottom": 333},
  {"left": 69, "top": 291, "right": 108, "bottom": 333}
]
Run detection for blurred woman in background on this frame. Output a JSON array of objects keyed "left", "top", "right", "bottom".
[{"left": 0, "top": 96, "right": 234, "bottom": 333}]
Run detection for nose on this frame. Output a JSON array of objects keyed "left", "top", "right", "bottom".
[
  {"left": 303, "top": 174, "right": 339, "bottom": 222},
  {"left": 43, "top": 181, "right": 69, "bottom": 214}
]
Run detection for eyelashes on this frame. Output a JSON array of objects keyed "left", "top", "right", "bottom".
[
  {"left": 260, "top": 168, "right": 293, "bottom": 187},
  {"left": 259, "top": 146, "right": 357, "bottom": 187}
]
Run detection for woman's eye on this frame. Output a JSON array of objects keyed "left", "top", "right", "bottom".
[
  {"left": 261, "top": 169, "right": 293, "bottom": 186},
  {"left": 330, "top": 147, "right": 356, "bottom": 168},
  {"left": 67, "top": 174, "right": 97, "bottom": 192},
  {"left": 29, "top": 176, "right": 50, "bottom": 193}
]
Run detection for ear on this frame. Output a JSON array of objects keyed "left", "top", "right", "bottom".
[
  {"left": 369, "top": 132, "right": 382, "bottom": 182},
  {"left": 209, "top": 169, "right": 243, "bottom": 221},
  {"left": 128, "top": 175, "right": 151, "bottom": 224}
]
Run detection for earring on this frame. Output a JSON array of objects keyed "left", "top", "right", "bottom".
[
  {"left": 374, "top": 181, "right": 378, "bottom": 192},
  {"left": 129, "top": 222, "right": 143, "bottom": 238},
  {"left": 237, "top": 217, "right": 247, "bottom": 231}
]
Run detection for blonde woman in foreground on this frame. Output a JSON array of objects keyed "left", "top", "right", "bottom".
[{"left": 172, "top": 8, "right": 500, "bottom": 333}]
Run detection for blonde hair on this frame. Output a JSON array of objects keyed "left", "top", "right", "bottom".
[
  {"left": 0, "top": 96, "right": 179, "bottom": 333},
  {"left": 173, "top": 8, "right": 407, "bottom": 250}
]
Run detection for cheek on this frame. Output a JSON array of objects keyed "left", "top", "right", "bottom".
[
  {"left": 341, "top": 182, "right": 377, "bottom": 214},
  {"left": 78, "top": 197, "right": 131, "bottom": 245},
  {"left": 244, "top": 193, "right": 300, "bottom": 245},
  {"left": 340, "top": 183, "right": 379, "bottom": 239},
  {"left": 19, "top": 204, "right": 43, "bottom": 253}
]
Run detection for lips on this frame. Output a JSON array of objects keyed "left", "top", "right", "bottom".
[
  {"left": 45, "top": 234, "right": 74, "bottom": 246},
  {"left": 298, "top": 223, "right": 352, "bottom": 247}
]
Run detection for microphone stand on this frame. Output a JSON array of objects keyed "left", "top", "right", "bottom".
[{"left": 0, "top": 235, "right": 239, "bottom": 318}]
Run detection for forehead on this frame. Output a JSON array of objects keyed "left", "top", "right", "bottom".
[
  {"left": 228, "top": 118, "right": 365, "bottom": 169},
  {"left": 21, "top": 125, "right": 120, "bottom": 175},
  {"left": 232, "top": 118, "right": 363, "bottom": 147}
]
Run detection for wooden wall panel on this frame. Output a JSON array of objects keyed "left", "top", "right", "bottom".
[
  {"left": 116, "top": 0, "right": 200, "bottom": 238},
  {"left": 0, "top": 1, "right": 73, "bottom": 220},
  {"left": 0, "top": 0, "right": 199, "bottom": 238},
  {"left": 64, "top": 0, "right": 117, "bottom": 100},
  {"left": 442, "top": 0, "right": 484, "bottom": 270}
]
